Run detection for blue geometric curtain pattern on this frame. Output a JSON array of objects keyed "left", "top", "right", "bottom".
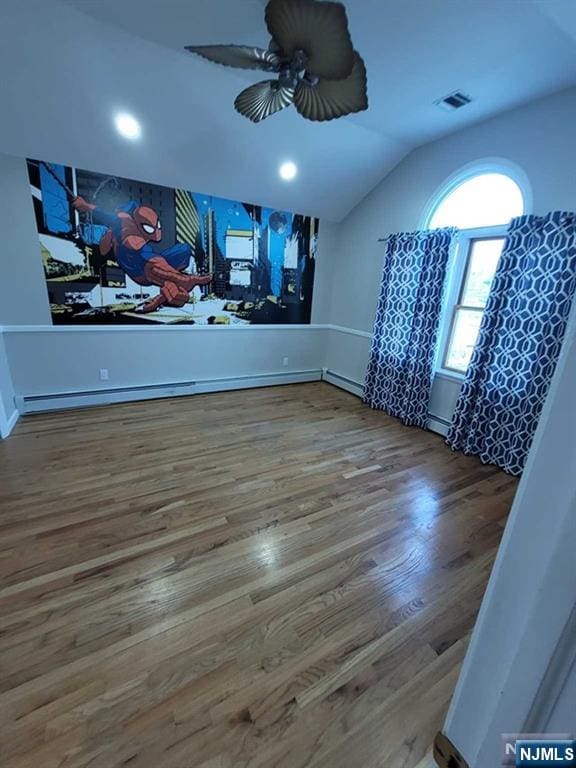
[
  {"left": 363, "top": 227, "right": 457, "bottom": 428},
  {"left": 447, "top": 211, "right": 576, "bottom": 476}
]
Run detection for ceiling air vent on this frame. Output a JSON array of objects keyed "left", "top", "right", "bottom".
[{"left": 435, "top": 91, "right": 473, "bottom": 112}]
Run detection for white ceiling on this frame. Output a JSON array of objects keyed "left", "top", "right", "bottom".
[{"left": 0, "top": 0, "right": 575, "bottom": 221}]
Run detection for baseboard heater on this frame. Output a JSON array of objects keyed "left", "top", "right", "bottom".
[
  {"left": 15, "top": 369, "right": 323, "bottom": 415},
  {"left": 322, "top": 369, "right": 452, "bottom": 438},
  {"left": 426, "top": 413, "right": 451, "bottom": 437},
  {"left": 322, "top": 369, "right": 364, "bottom": 397}
]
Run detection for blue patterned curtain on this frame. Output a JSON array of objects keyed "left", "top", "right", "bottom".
[
  {"left": 447, "top": 211, "right": 576, "bottom": 475},
  {"left": 363, "top": 228, "right": 456, "bottom": 428}
]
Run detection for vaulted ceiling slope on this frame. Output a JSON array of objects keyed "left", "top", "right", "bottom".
[{"left": 0, "top": 0, "right": 575, "bottom": 221}]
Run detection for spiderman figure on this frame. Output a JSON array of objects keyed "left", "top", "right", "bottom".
[{"left": 72, "top": 196, "right": 211, "bottom": 312}]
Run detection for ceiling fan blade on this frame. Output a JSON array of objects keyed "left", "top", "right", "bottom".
[
  {"left": 265, "top": 0, "right": 354, "bottom": 80},
  {"left": 185, "top": 45, "right": 281, "bottom": 72},
  {"left": 294, "top": 52, "right": 368, "bottom": 121},
  {"left": 234, "top": 80, "right": 295, "bottom": 122}
]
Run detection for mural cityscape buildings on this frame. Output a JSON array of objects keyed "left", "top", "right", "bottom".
[{"left": 27, "top": 159, "right": 318, "bottom": 325}]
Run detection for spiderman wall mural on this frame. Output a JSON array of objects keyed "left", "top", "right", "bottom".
[{"left": 27, "top": 159, "right": 318, "bottom": 325}]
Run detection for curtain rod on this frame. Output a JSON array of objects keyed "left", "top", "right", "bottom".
[{"left": 378, "top": 229, "right": 462, "bottom": 242}]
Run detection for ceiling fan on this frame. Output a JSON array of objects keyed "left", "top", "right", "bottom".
[{"left": 185, "top": 0, "right": 368, "bottom": 123}]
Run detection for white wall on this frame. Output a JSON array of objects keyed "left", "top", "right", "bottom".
[
  {"left": 3, "top": 326, "right": 326, "bottom": 398},
  {"left": 324, "top": 86, "right": 576, "bottom": 422}
]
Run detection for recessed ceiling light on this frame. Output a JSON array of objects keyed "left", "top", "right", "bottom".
[
  {"left": 279, "top": 161, "right": 297, "bottom": 181},
  {"left": 114, "top": 112, "right": 141, "bottom": 140}
]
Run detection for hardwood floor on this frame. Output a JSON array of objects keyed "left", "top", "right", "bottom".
[{"left": 0, "top": 382, "right": 517, "bottom": 768}]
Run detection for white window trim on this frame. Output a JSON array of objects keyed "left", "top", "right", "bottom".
[
  {"left": 424, "top": 160, "right": 532, "bottom": 380},
  {"left": 434, "top": 225, "right": 508, "bottom": 380}
]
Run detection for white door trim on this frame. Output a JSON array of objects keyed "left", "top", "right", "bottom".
[{"left": 441, "top": 298, "right": 576, "bottom": 766}]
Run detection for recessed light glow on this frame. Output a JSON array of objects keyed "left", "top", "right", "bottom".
[
  {"left": 114, "top": 112, "right": 141, "bottom": 140},
  {"left": 279, "top": 161, "right": 297, "bottom": 181}
]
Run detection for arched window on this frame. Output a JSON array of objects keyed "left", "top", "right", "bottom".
[
  {"left": 426, "top": 167, "right": 528, "bottom": 374},
  {"left": 428, "top": 172, "right": 525, "bottom": 230}
]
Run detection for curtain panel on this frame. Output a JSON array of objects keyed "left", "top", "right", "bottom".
[
  {"left": 447, "top": 211, "right": 576, "bottom": 475},
  {"left": 363, "top": 227, "right": 456, "bottom": 428}
]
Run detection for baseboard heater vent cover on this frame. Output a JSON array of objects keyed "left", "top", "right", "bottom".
[
  {"left": 322, "top": 369, "right": 364, "bottom": 398},
  {"left": 16, "top": 370, "right": 322, "bottom": 414}
]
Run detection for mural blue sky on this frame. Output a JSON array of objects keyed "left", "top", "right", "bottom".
[{"left": 193, "top": 195, "right": 296, "bottom": 297}]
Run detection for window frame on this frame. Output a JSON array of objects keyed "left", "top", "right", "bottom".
[
  {"left": 435, "top": 224, "right": 508, "bottom": 380},
  {"left": 423, "top": 162, "right": 531, "bottom": 381}
]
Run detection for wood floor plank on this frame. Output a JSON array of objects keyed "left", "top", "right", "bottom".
[{"left": 0, "top": 383, "right": 517, "bottom": 767}]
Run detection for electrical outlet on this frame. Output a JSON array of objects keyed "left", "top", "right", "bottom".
[
  {"left": 282, "top": 357, "right": 289, "bottom": 367},
  {"left": 99, "top": 368, "right": 109, "bottom": 381}
]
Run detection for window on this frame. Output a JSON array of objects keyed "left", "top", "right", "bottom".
[
  {"left": 426, "top": 169, "right": 526, "bottom": 375},
  {"left": 429, "top": 173, "right": 524, "bottom": 230},
  {"left": 444, "top": 236, "right": 505, "bottom": 372}
]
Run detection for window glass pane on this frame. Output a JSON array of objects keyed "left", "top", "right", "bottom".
[
  {"left": 461, "top": 238, "right": 504, "bottom": 307},
  {"left": 445, "top": 309, "right": 483, "bottom": 372},
  {"left": 429, "top": 173, "right": 524, "bottom": 229}
]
